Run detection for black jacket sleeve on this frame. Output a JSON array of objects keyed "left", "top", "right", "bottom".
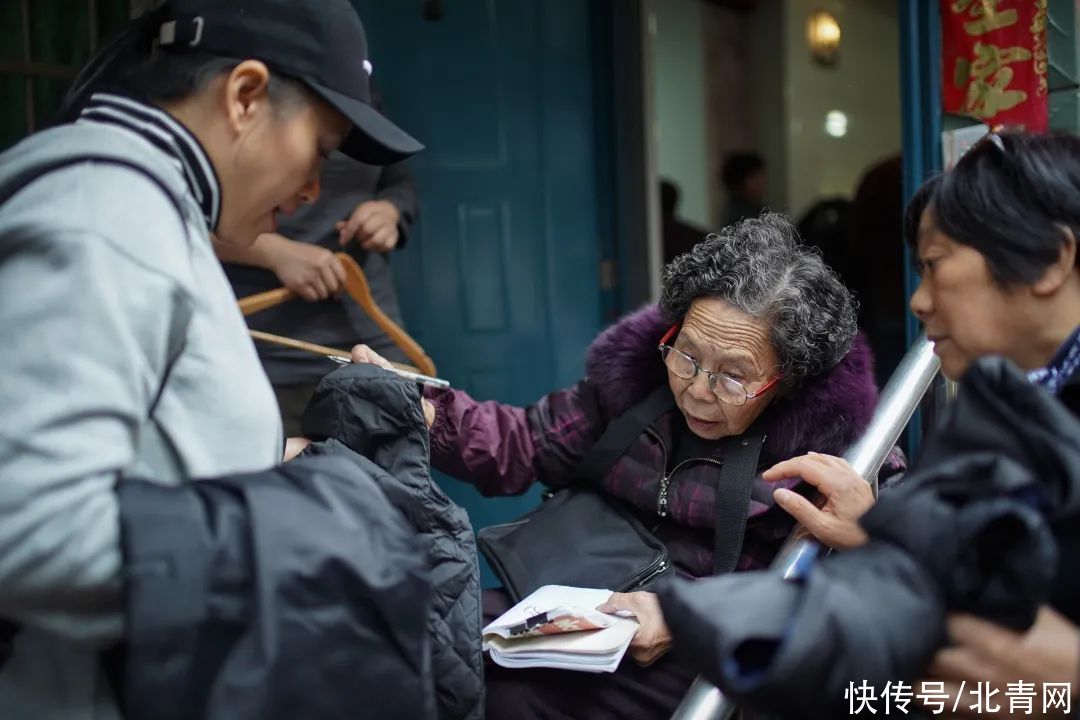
[
  {"left": 660, "top": 542, "right": 946, "bottom": 720},
  {"left": 116, "top": 451, "right": 436, "bottom": 720}
]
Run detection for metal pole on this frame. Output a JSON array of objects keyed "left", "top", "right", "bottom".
[
  {"left": 843, "top": 335, "right": 940, "bottom": 494},
  {"left": 670, "top": 335, "right": 940, "bottom": 720},
  {"left": 671, "top": 679, "right": 731, "bottom": 720}
]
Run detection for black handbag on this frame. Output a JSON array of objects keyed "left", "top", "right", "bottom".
[{"left": 477, "top": 385, "right": 765, "bottom": 602}]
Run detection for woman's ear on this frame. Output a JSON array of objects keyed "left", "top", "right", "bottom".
[
  {"left": 223, "top": 59, "right": 272, "bottom": 135},
  {"left": 1033, "top": 226, "right": 1078, "bottom": 297}
]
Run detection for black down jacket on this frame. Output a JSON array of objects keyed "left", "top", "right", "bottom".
[
  {"left": 302, "top": 363, "right": 485, "bottom": 720},
  {"left": 658, "top": 357, "right": 1080, "bottom": 719},
  {"left": 117, "top": 449, "right": 436, "bottom": 720}
]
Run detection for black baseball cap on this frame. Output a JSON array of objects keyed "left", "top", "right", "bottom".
[{"left": 156, "top": 0, "right": 423, "bottom": 164}]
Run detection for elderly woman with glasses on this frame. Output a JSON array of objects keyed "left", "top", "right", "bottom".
[{"left": 353, "top": 212, "right": 887, "bottom": 719}]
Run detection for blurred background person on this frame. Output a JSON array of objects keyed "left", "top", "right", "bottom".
[
  {"left": 718, "top": 151, "right": 766, "bottom": 228},
  {"left": 847, "top": 154, "right": 906, "bottom": 388},
  {"left": 796, "top": 196, "right": 851, "bottom": 282},
  {"left": 660, "top": 178, "right": 708, "bottom": 263}
]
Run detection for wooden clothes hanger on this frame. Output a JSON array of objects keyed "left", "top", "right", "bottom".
[{"left": 237, "top": 252, "right": 437, "bottom": 377}]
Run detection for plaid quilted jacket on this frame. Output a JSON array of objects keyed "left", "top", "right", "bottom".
[{"left": 427, "top": 305, "right": 896, "bottom": 578}]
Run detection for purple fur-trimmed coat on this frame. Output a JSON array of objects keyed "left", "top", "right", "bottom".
[{"left": 426, "top": 305, "right": 884, "bottom": 577}]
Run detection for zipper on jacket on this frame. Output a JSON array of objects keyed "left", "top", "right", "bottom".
[
  {"left": 647, "top": 427, "right": 672, "bottom": 517},
  {"left": 645, "top": 427, "right": 723, "bottom": 518},
  {"left": 630, "top": 557, "right": 670, "bottom": 590}
]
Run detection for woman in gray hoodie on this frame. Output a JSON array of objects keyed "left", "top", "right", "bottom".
[{"left": 0, "top": 1, "right": 425, "bottom": 718}]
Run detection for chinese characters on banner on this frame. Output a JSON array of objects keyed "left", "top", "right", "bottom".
[{"left": 941, "top": 0, "right": 1049, "bottom": 131}]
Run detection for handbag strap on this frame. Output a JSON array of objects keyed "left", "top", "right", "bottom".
[
  {"left": 574, "top": 384, "right": 676, "bottom": 482},
  {"left": 713, "top": 432, "right": 765, "bottom": 574}
]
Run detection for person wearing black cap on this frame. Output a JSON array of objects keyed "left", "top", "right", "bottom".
[
  {"left": 0, "top": 2, "right": 430, "bottom": 719},
  {"left": 219, "top": 141, "right": 419, "bottom": 437}
]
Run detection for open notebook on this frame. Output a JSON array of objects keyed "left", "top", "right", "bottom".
[{"left": 482, "top": 585, "right": 639, "bottom": 673}]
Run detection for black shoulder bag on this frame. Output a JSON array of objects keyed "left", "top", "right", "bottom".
[{"left": 477, "top": 385, "right": 765, "bottom": 602}]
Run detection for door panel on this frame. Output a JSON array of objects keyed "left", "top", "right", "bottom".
[
  {"left": 0, "top": 0, "right": 130, "bottom": 152},
  {"left": 352, "top": 0, "right": 606, "bottom": 585}
]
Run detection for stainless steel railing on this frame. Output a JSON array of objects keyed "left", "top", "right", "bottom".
[
  {"left": 670, "top": 335, "right": 941, "bottom": 720},
  {"left": 840, "top": 335, "right": 941, "bottom": 492}
]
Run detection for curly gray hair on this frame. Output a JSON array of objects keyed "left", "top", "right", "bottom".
[{"left": 659, "top": 212, "right": 858, "bottom": 383}]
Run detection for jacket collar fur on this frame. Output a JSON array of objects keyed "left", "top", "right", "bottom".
[{"left": 584, "top": 304, "right": 880, "bottom": 460}]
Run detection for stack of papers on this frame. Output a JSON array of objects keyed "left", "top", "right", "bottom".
[{"left": 482, "top": 585, "right": 639, "bottom": 673}]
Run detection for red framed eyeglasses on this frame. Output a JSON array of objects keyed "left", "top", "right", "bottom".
[{"left": 658, "top": 324, "right": 783, "bottom": 406}]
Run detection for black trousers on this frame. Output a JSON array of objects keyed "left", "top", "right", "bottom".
[{"left": 274, "top": 383, "right": 320, "bottom": 438}]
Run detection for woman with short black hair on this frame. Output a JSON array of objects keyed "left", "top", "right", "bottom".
[
  {"left": 905, "top": 131, "right": 1080, "bottom": 381},
  {"left": 755, "top": 131, "right": 1080, "bottom": 718},
  {"left": 771, "top": 130, "right": 1080, "bottom": 547}
]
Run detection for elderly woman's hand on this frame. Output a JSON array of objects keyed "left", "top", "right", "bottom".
[
  {"left": 283, "top": 436, "right": 312, "bottom": 461},
  {"left": 923, "top": 607, "right": 1079, "bottom": 718},
  {"left": 597, "top": 591, "right": 672, "bottom": 666},
  {"left": 351, "top": 344, "right": 436, "bottom": 429},
  {"left": 351, "top": 343, "right": 394, "bottom": 369},
  {"left": 762, "top": 452, "right": 874, "bottom": 550}
]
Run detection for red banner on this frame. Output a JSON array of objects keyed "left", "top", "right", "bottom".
[{"left": 941, "top": 0, "right": 1049, "bottom": 132}]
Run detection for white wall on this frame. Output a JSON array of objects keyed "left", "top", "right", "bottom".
[
  {"left": 647, "top": 0, "right": 710, "bottom": 227},
  {"left": 654, "top": 0, "right": 901, "bottom": 225},
  {"left": 781, "top": 0, "right": 902, "bottom": 217},
  {"left": 747, "top": 0, "right": 787, "bottom": 213}
]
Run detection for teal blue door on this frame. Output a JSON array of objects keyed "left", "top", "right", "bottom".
[{"left": 352, "top": 0, "right": 608, "bottom": 585}]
